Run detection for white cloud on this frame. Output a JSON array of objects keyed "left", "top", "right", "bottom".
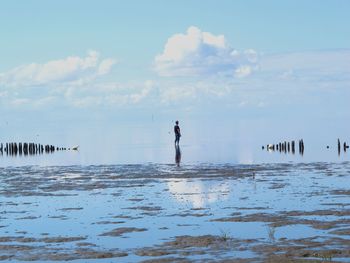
[
  {"left": 160, "top": 84, "right": 197, "bottom": 103},
  {"left": 154, "top": 26, "right": 258, "bottom": 77},
  {"left": 130, "top": 80, "right": 154, "bottom": 103},
  {"left": 10, "top": 98, "right": 30, "bottom": 107},
  {"left": 234, "top": 65, "right": 252, "bottom": 78},
  {"left": 98, "top": 58, "right": 116, "bottom": 75},
  {"left": 1, "top": 48, "right": 349, "bottom": 113},
  {"left": 61, "top": 80, "right": 156, "bottom": 108},
  {"left": 0, "top": 50, "right": 116, "bottom": 88}
]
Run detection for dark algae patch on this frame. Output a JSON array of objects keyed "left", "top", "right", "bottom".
[{"left": 99, "top": 227, "right": 147, "bottom": 237}]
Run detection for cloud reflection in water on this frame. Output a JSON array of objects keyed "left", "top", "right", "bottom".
[{"left": 167, "top": 179, "right": 231, "bottom": 208}]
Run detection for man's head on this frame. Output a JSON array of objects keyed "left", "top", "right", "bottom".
[{"left": 175, "top": 121, "right": 179, "bottom": 125}]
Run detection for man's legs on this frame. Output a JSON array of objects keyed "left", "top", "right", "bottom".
[{"left": 175, "top": 135, "right": 180, "bottom": 145}]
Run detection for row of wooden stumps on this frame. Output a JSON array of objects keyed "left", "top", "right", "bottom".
[
  {"left": 262, "top": 139, "right": 304, "bottom": 155},
  {"left": 336, "top": 139, "right": 349, "bottom": 155},
  {"left": 0, "top": 142, "right": 68, "bottom": 156}
]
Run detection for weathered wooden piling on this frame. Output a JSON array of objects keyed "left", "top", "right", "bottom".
[
  {"left": 19, "top": 143, "right": 22, "bottom": 155},
  {"left": 1, "top": 142, "right": 72, "bottom": 157},
  {"left": 263, "top": 139, "right": 304, "bottom": 156},
  {"left": 299, "top": 139, "right": 304, "bottom": 155}
]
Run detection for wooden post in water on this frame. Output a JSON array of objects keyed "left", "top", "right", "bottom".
[
  {"left": 301, "top": 139, "right": 304, "bottom": 155},
  {"left": 284, "top": 141, "right": 287, "bottom": 153},
  {"left": 0, "top": 142, "right": 68, "bottom": 156},
  {"left": 24, "top": 143, "right": 28, "bottom": 155}
]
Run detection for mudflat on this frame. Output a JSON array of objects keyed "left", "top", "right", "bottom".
[{"left": 0, "top": 162, "right": 349, "bottom": 262}]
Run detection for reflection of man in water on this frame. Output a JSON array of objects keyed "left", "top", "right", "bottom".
[
  {"left": 174, "top": 120, "right": 181, "bottom": 145},
  {"left": 175, "top": 144, "right": 181, "bottom": 166}
]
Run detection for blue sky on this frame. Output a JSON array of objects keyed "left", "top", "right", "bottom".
[{"left": 1, "top": 0, "right": 350, "bottom": 126}]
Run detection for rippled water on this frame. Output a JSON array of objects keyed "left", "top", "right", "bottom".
[
  {"left": 0, "top": 162, "right": 349, "bottom": 261},
  {"left": 0, "top": 119, "right": 349, "bottom": 261}
]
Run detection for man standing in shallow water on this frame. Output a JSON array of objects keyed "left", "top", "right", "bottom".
[{"left": 174, "top": 120, "right": 181, "bottom": 145}]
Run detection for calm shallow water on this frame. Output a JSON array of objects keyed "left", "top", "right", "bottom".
[
  {"left": 0, "top": 119, "right": 349, "bottom": 261},
  {"left": 0, "top": 118, "right": 349, "bottom": 166},
  {"left": 0, "top": 163, "right": 349, "bottom": 261}
]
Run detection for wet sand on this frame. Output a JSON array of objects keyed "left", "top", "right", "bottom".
[{"left": 0, "top": 162, "right": 349, "bottom": 262}]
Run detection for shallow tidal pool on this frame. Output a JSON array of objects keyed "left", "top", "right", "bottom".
[{"left": 0, "top": 162, "right": 349, "bottom": 262}]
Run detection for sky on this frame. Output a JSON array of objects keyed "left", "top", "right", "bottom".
[{"left": 0, "top": 0, "right": 350, "bottom": 129}]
